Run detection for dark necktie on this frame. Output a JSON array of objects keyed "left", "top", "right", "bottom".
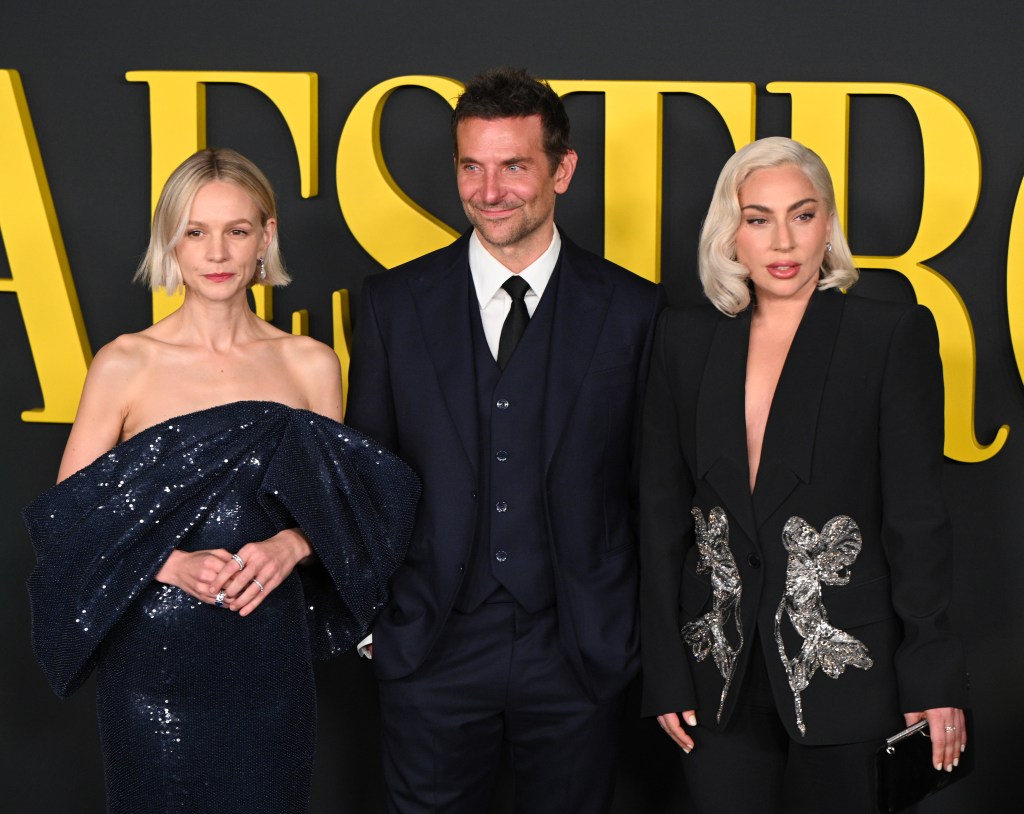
[{"left": 497, "top": 276, "right": 531, "bottom": 370}]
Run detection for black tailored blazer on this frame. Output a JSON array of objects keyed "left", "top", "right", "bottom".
[
  {"left": 346, "top": 230, "right": 664, "bottom": 703},
  {"left": 639, "top": 288, "right": 967, "bottom": 745}
]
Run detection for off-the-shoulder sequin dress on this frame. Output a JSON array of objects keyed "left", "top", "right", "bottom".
[{"left": 23, "top": 402, "right": 420, "bottom": 814}]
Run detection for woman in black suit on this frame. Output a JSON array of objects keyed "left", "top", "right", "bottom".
[{"left": 640, "top": 137, "right": 967, "bottom": 812}]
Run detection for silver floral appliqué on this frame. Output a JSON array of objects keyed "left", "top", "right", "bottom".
[
  {"left": 681, "top": 506, "right": 743, "bottom": 722},
  {"left": 774, "top": 515, "right": 874, "bottom": 735}
]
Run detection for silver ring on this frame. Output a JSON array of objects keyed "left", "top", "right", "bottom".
[
  {"left": 215, "top": 590, "right": 227, "bottom": 608},
  {"left": 252, "top": 578, "right": 264, "bottom": 592},
  {"left": 944, "top": 726, "right": 957, "bottom": 732},
  {"left": 232, "top": 553, "right": 245, "bottom": 571}
]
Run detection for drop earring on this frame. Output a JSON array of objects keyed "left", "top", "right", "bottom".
[
  {"left": 258, "top": 257, "right": 266, "bottom": 281},
  {"left": 826, "top": 242, "right": 833, "bottom": 253}
]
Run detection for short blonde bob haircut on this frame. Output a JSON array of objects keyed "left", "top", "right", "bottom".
[
  {"left": 135, "top": 148, "right": 289, "bottom": 292},
  {"left": 698, "top": 137, "right": 858, "bottom": 316}
]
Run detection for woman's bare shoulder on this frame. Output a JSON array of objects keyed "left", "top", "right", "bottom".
[
  {"left": 57, "top": 332, "right": 169, "bottom": 479},
  {"left": 88, "top": 331, "right": 167, "bottom": 380},
  {"left": 275, "top": 334, "right": 343, "bottom": 419},
  {"left": 278, "top": 333, "right": 339, "bottom": 364}
]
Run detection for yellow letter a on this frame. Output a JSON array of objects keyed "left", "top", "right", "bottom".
[{"left": 0, "top": 69, "right": 91, "bottom": 423}]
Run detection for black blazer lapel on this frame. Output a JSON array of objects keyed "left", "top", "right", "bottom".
[
  {"left": 409, "top": 235, "right": 479, "bottom": 473},
  {"left": 541, "top": 239, "right": 614, "bottom": 470},
  {"left": 696, "top": 311, "right": 758, "bottom": 545},
  {"left": 752, "top": 289, "right": 845, "bottom": 526}
]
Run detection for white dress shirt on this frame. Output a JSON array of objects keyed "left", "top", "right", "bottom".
[{"left": 469, "top": 227, "right": 561, "bottom": 360}]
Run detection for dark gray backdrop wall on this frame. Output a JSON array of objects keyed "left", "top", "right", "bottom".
[{"left": 2, "top": 1, "right": 1020, "bottom": 811}]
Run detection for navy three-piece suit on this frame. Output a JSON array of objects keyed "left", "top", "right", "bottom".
[{"left": 346, "top": 230, "right": 663, "bottom": 812}]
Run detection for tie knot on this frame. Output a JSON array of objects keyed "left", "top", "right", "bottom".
[{"left": 502, "top": 276, "right": 531, "bottom": 302}]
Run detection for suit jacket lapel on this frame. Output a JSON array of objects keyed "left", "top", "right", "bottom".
[
  {"left": 752, "top": 289, "right": 845, "bottom": 526},
  {"left": 696, "top": 311, "right": 758, "bottom": 545},
  {"left": 541, "top": 239, "right": 613, "bottom": 471},
  {"left": 409, "top": 234, "right": 479, "bottom": 473}
]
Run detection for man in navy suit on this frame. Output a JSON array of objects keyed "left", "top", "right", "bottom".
[{"left": 346, "top": 67, "right": 664, "bottom": 813}]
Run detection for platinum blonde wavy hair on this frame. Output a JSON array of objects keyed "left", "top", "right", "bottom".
[
  {"left": 698, "top": 137, "right": 858, "bottom": 315},
  {"left": 135, "top": 148, "right": 289, "bottom": 293}
]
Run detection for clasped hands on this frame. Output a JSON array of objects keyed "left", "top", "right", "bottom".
[{"left": 155, "top": 528, "right": 312, "bottom": 616}]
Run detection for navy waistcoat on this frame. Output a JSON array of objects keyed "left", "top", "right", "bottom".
[{"left": 454, "top": 268, "right": 559, "bottom": 613}]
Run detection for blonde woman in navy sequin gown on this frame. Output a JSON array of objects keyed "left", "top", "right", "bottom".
[{"left": 23, "top": 149, "right": 419, "bottom": 814}]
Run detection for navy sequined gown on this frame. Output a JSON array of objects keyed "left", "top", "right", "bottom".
[{"left": 23, "top": 402, "right": 420, "bottom": 814}]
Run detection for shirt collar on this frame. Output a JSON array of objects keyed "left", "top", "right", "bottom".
[{"left": 469, "top": 227, "right": 561, "bottom": 308}]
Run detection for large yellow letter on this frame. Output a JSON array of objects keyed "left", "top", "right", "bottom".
[
  {"left": 1007, "top": 179, "right": 1024, "bottom": 392},
  {"left": 337, "top": 75, "right": 462, "bottom": 269},
  {"left": 0, "top": 70, "right": 91, "bottom": 423},
  {"left": 548, "top": 81, "right": 756, "bottom": 283},
  {"left": 125, "top": 71, "right": 318, "bottom": 321},
  {"left": 769, "top": 81, "right": 1008, "bottom": 462}
]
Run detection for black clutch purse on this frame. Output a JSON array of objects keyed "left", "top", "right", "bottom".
[{"left": 875, "top": 719, "right": 973, "bottom": 813}]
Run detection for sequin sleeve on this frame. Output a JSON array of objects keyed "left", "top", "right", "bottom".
[
  {"left": 257, "top": 412, "right": 420, "bottom": 659},
  {"left": 24, "top": 477, "right": 185, "bottom": 697}
]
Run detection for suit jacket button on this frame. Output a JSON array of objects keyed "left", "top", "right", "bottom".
[
  {"left": 496, "top": 501, "right": 508, "bottom": 513},
  {"left": 495, "top": 550, "right": 508, "bottom": 562},
  {"left": 747, "top": 554, "right": 761, "bottom": 569},
  {"left": 496, "top": 450, "right": 509, "bottom": 462},
  {"left": 496, "top": 399, "right": 510, "bottom": 410}
]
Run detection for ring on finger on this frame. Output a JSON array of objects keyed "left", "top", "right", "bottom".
[
  {"left": 944, "top": 725, "right": 957, "bottom": 732},
  {"left": 252, "top": 578, "right": 265, "bottom": 592},
  {"left": 231, "top": 553, "right": 246, "bottom": 571},
  {"left": 215, "top": 590, "right": 227, "bottom": 608}
]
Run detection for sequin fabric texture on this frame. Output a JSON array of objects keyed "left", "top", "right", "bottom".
[
  {"left": 773, "top": 514, "right": 874, "bottom": 735},
  {"left": 680, "top": 506, "right": 743, "bottom": 722},
  {"left": 24, "top": 401, "right": 420, "bottom": 814}
]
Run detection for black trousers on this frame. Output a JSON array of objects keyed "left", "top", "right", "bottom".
[
  {"left": 681, "top": 638, "right": 885, "bottom": 814},
  {"left": 377, "top": 601, "right": 625, "bottom": 814}
]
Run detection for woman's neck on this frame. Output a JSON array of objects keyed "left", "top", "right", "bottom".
[{"left": 160, "top": 290, "right": 267, "bottom": 352}]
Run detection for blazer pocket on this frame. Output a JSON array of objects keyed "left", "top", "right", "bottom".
[
  {"left": 602, "top": 538, "right": 635, "bottom": 558},
  {"left": 587, "top": 348, "right": 637, "bottom": 389},
  {"left": 587, "top": 347, "right": 635, "bottom": 373},
  {"left": 822, "top": 574, "right": 896, "bottom": 628}
]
